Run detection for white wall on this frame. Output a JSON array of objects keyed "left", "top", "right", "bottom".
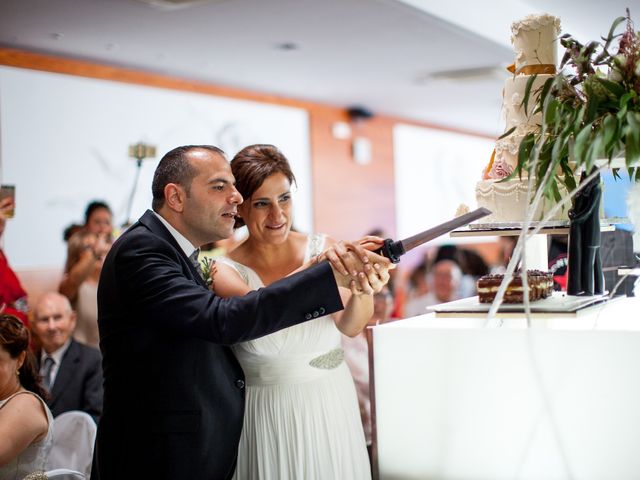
[
  {"left": 393, "top": 123, "right": 494, "bottom": 244},
  {"left": 0, "top": 66, "right": 312, "bottom": 269}
]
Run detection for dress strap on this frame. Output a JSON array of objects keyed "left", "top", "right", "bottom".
[
  {"left": 217, "top": 257, "right": 251, "bottom": 285},
  {"left": 0, "top": 390, "right": 37, "bottom": 409},
  {"left": 305, "top": 233, "right": 327, "bottom": 262}
]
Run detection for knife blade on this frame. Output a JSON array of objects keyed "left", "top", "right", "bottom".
[{"left": 377, "top": 207, "right": 491, "bottom": 263}]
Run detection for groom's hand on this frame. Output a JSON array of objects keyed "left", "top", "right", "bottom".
[{"left": 322, "top": 240, "right": 393, "bottom": 291}]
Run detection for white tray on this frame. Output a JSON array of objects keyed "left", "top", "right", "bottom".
[{"left": 430, "top": 291, "right": 611, "bottom": 316}]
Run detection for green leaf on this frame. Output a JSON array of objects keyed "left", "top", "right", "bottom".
[
  {"left": 616, "top": 101, "right": 628, "bottom": 121},
  {"left": 551, "top": 132, "right": 565, "bottom": 165},
  {"left": 586, "top": 85, "right": 600, "bottom": 121},
  {"left": 573, "top": 105, "right": 586, "bottom": 132},
  {"left": 522, "top": 75, "right": 537, "bottom": 117},
  {"left": 550, "top": 178, "right": 562, "bottom": 202},
  {"left": 545, "top": 99, "right": 559, "bottom": 126},
  {"left": 574, "top": 122, "right": 594, "bottom": 165},
  {"left": 497, "top": 126, "right": 516, "bottom": 140},
  {"left": 539, "top": 77, "right": 555, "bottom": 112},
  {"left": 612, "top": 168, "right": 621, "bottom": 180},
  {"left": 603, "top": 16, "right": 627, "bottom": 50},
  {"left": 562, "top": 165, "right": 578, "bottom": 192},
  {"left": 601, "top": 114, "right": 618, "bottom": 154},
  {"left": 516, "top": 133, "right": 535, "bottom": 176},
  {"left": 585, "top": 134, "right": 603, "bottom": 171},
  {"left": 625, "top": 128, "right": 640, "bottom": 168},
  {"left": 595, "top": 77, "right": 625, "bottom": 98},
  {"left": 619, "top": 91, "right": 636, "bottom": 110}
]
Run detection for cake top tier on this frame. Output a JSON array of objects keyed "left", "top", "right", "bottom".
[{"left": 511, "top": 13, "right": 561, "bottom": 72}]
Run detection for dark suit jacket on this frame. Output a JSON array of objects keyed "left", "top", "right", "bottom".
[
  {"left": 37, "top": 339, "right": 103, "bottom": 423},
  {"left": 91, "top": 210, "right": 343, "bottom": 480}
]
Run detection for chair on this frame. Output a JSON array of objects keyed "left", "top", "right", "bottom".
[
  {"left": 46, "top": 411, "right": 97, "bottom": 478},
  {"left": 22, "top": 470, "right": 85, "bottom": 480},
  {"left": 45, "top": 470, "right": 85, "bottom": 480}
]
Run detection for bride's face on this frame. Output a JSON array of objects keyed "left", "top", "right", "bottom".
[{"left": 239, "top": 172, "right": 293, "bottom": 245}]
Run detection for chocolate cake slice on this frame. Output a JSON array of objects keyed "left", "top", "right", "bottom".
[{"left": 477, "top": 270, "right": 553, "bottom": 303}]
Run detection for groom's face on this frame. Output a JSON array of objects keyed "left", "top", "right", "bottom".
[{"left": 181, "top": 150, "right": 243, "bottom": 246}]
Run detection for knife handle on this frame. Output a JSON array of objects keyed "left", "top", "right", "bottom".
[{"left": 376, "top": 238, "right": 405, "bottom": 264}]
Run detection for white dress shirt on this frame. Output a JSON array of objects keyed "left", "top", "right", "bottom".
[
  {"left": 40, "top": 339, "right": 72, "bottom": 388},
  {"left": 152, "top": 211, "right": 199, "bottom": 258}
]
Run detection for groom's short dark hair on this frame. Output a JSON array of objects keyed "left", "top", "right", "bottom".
[{"left": 152, "top": 145, "right": 226, "bottom": 212}]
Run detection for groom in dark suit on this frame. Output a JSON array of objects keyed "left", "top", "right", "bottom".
[{"left": 91, "top": 145, "right": 390, "bottom": 479}]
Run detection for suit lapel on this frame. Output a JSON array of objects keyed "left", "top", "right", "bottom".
[
  {"left": 50, "top": 340, "right": 79, "bottom": 406},
  {"left": 138, "top": 210, "right": 208, "bottom": 288}
]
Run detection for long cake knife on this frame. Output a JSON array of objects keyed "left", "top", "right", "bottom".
[{"left": 377, "top": 207, "right": 492, "bottom": 263}]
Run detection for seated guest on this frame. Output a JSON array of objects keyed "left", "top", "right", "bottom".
[
  {"left": 457, "top": 248, "right": 490, "bottom": 297},
  {"left": 59, "top": 201, "right": 113, "bottom": 348},
  {"left": 404, "top": 259, "right": 462, "bottom": 317},
  {"left": 32, "top": 292, "right": 103, "bottom": 422},
  {"left": 0, "top": 197, "right": 29, "bottom": 326},
  {"left": 0, "top": 314, "right": 53, "bottom": 479}
]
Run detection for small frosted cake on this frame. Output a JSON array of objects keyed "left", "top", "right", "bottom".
[{"left": 477, "top": 270, "right": 554, "bottom": 303}]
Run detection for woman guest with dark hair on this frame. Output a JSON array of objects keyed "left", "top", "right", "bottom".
[
  {"left": 0, "top": 314, "right": 53, "bottom": 479},
  {"left": 59, "top": 201, "right": 113, "bottom": 347},
  {"left": 211, "top": 144, "right": 388, "bottom": 479}
]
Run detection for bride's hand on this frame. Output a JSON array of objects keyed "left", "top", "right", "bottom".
[
  {"left": 349, "top": 262, "right": 389, "bottom": 296},
  {"left": 354, "top": 235, "right": 385, "bottom": 252}
]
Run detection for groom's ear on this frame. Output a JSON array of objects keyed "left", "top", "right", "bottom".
[{"left": 165, "top": 183, "right": 185, "bottom": 213}]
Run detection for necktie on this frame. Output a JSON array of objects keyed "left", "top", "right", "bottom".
[
  {"left": 189, "top": 249, "right": 204, "bottom": 280},
  {"left": 41, "top": 356, "right": 55, "bottom": 391}
]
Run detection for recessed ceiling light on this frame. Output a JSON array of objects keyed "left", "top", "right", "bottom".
[
  {"left": 275, "top": 42, "right": 299, "bottom": 51},
  {"left": 133, "top": 0, "right": 228, "bottom": 11},
  {"left": 416, "top": 65, "right": 506, "bottom": 83}
]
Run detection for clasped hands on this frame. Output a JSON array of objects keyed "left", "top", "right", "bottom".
[
  {"left": 81, "top": 232, "right": 112, "bottom": 261},
  {"left": 320, "top": 236, "right": 394, "bottom": 296}
]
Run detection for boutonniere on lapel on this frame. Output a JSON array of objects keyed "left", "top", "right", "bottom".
[{"left": 200, "top": 257, "right": 216, "bottom": 289}]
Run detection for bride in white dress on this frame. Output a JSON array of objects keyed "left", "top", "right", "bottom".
[
  {"left": 212, "top": 144, "right": 389, "bottom": 479},
  {"left": 0, "top": 314, "right": 53, "bottom": 480}
]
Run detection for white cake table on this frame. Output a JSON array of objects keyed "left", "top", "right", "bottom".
[{"left": 371, "top": 296, "right": 640, "bottom": 480}]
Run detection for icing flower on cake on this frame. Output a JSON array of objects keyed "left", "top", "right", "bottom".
[{"left": 488, "top": 158, "right": 515, "bottom": 179}]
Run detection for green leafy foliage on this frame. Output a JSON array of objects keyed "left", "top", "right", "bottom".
[{"left": 515, "top": 9, "right": 640, "bottom": 197}]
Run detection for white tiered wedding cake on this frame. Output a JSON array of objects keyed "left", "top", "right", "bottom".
[{"left": 476, "top": 13, "right": 570, "bottom": 223}]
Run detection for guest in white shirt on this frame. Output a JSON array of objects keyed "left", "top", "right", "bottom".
[
  {"left": 404, "top": 259, "right": 462, "bottom": 317},
  {"left": 32, "top": 292, "right": 103, "bottom": 422}
]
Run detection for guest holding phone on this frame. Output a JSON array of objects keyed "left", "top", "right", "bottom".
[
  {"left": 59, "top": 201, "right": 113, "bottom": 348},
  {"left": 0, "top": 194, "right": 29, "bottom": 326}
]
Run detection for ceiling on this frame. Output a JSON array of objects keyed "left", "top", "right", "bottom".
[{"left": 0, "top": 0, "right": 633, "bottom": 136}]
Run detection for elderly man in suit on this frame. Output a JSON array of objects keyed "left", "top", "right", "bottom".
[
  {"left": 32, "top": 291, "right": 103, "bottom": 422},
  {"left": 91, "top": 145, "right": 391, "bottom": 480}
]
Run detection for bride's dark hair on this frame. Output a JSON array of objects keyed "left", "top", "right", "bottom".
[{"left": 0, "top": 314, "right": 48, "bottom": 399}]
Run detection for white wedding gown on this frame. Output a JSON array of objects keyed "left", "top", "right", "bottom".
[{"left": 220, "top": 234, "right": 371, "bottom": 480}]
